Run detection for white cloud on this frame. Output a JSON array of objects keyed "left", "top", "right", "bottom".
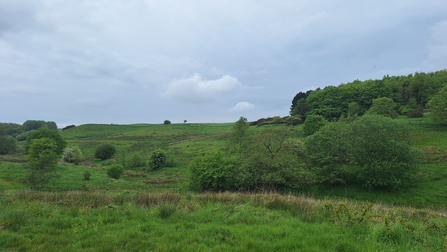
[
  {"left": 230, "top": 101, "right": 255, "bottom": 112},
  {"left": 161, "top": 73, "right": 240, "bottom": 103}
]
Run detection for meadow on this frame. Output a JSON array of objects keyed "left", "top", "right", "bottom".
[{"left": 1, "top": 116, "right": 447, "bottom": 251}]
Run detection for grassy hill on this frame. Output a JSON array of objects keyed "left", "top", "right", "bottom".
[{"left": 1, "top": 117, "right": 447, "bottom": 251}]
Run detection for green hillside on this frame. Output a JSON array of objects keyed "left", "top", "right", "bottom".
[{"left": 1, "top": 116, "right": 447, "bottom": 251}]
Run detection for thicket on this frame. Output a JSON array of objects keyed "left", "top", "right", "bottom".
[{"left": 190, "top": 114, "right": 418, "bottom": 192}]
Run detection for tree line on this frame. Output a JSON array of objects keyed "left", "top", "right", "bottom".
[{"left": 290, "top": 70, "right": 447, "bottom": 121}]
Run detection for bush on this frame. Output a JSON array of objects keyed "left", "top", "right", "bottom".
[
  {"left": 189, "top": 152, "right": 238, "bottom": 191},
  {"left": 83, "top": 170, "right": 91, "bottom": 181},
  {"left": 163, "top": 120, "right": 171, "bottom": 125},
  {"left": 107, "top": 164, "right": 124, "bottom": 179},
  {"left": 148, "top": 151, "right": 166, "bottom": 171},
  {"left": 95, "top": 144, "right": 116, "bottom": 160},
  {"left": 63, "top": 147, "right": 83, "bottom": 164}
]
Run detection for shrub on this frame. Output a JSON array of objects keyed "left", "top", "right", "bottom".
[
  {"left": 189, "top": 152, "right": 238, "bottom": 191},
  {"left": 148, "top": 151, "right": 166, "bottom": 171},
  {"left": 107, "top": 164, "right": 124, "bottom": 179},
  {"left": 63, "top": 147, "right": 83, "bottom": 164},
  {"left": 95, "top": 144, "right": 116, "bottom": 160},
  {"left": 83, "top": 170, "right": 91, "bottom": 181},
  {"left": 163, "top": 120, "right": 171, "bottom": 125}
]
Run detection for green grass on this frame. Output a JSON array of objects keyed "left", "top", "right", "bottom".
[{"left": 1, "top": 191, "right": 446, "bottom": 251}]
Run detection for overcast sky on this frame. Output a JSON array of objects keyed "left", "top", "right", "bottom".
[{"left": 1, "top": 1, "right": 446, "bottom": 126}]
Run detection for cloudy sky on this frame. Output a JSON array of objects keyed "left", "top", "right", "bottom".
[{"left": 1, "top": 1, "right": 446, "bottom": 126}]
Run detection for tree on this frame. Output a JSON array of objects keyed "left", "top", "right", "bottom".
[
  {"left": 366, "top": 97, "right": 398, "bottom": 118},
  {"left": 25, "top": 128, "right": 67, "bottom": 155},
  {"left": 27, "top": 138, "right": 59, "bottom": 189},
  {"left": 94, "top": 144, "right": 116, "bottom": 160},
  {"left": 229, "top": 116, "right": 250, "bottom": 153},
  {"left": 427, "top": 85, "right": 447, "bottom": 125},
  {"left": 305, "top": 121, "right": 355, "bottom": 185},
  {"left": 303, "top": 115, "right": 326, "bottom": 136},
  {"left": 351, "top": 115, "right": 417, "bottom": 189},
  {"left": 163, "top": 120, "right": 171, "bottom": 125}
]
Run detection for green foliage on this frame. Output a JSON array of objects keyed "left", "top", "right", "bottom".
[
  {"left": 427, "top": 85, "right": 447, "bottom": 125},
  {"left": 305, "top": 121, "right": 356, "bottom": 185},
  {"left": 107, "top": 164, "right": 124, "bottom": 179},
  {"left": 0, "top": 122, "right": 23, "bottom": 137},
  {"left": 15, "top": 131, "right": 32, "bottom": 141},
  {"left": 63, "top": 147, "right": 83, "bottom": 164},
  {"left": 305, "top": 115, "right": 417, "bottom": 189},
  {"left": 163, "top": 120, "right": 171, "bottom": 125},
  {"left": 351, "top": 115, "right": 418, "bottom": 189},
  {"left": 83, "top": 170, "right": 91, "bottom": 181},
  {"left": 303, "top": 114, "right": 326, "bottom": 136},
  {"left": 25, "top": 128, "right": 67, "bottom": 155},
  {"left": 22, "top": 120, "right": 47, "bottom": 131},
  {"left": 238, "top": 127, "right": 315, "bottom": 190},
  {"left": 94, "top": 144, "right": 116, "bottom": 160},
  {"left": 366, "top": 97, "right": 398, "bottom": 118},
  {"left": 148, "top": 151, "right": 166, "bottom": 171},
  {"left": 27, "top": 138, "right": 59, "bottom": 189},
  {"left": 189, "top": 152, "right": 238, "bottom": 191},
  {"left": 290, "top": 70, "right": 447, "bottom": 120},
  {"left": 229, "top": 116, "right": 250, "bottom": 153},
  {"left": 0, "top": 128, "right": 17, "bottom": 154}
]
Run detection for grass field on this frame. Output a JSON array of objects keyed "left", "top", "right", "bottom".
[{"left": 1, "top": 116, "right": 447, "bottom": 251}]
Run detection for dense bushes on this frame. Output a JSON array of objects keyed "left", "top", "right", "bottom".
[
  {"left": 95, "top": 144, "right": 116, "bottom": 160},
  {"left": 305, "top": 115, "right": 418, "bottom": 189},
  {"left": 189, "top": 152, "right": 238, "bottom": 191}
]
